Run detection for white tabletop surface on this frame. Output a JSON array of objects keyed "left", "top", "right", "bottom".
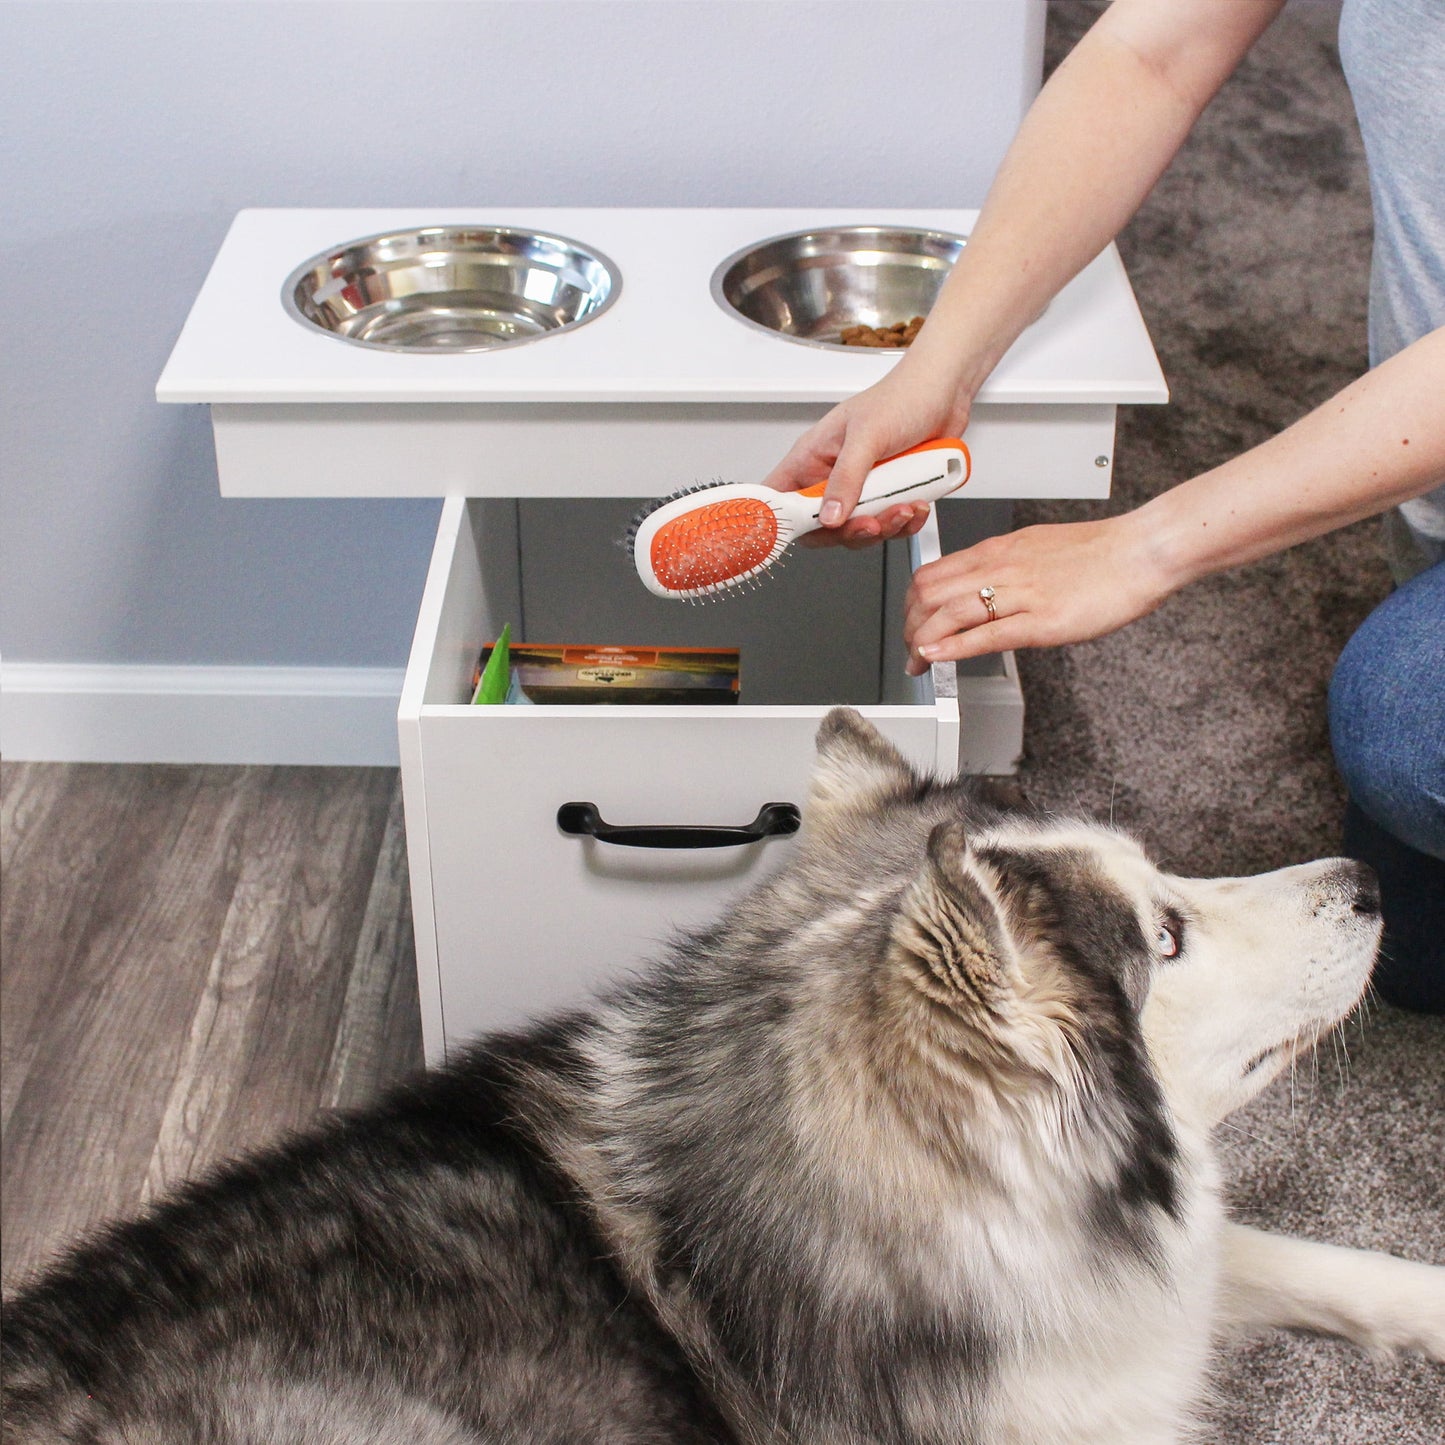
[{"left": 156, "top": 208, "right": 1168, "bottom": 407}]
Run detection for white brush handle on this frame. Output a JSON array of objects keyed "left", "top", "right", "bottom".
[
  {"left": 631, "top": 439, "right": 971, "bottom": 599},
  {"left": 780, "top": 440, "right": 970, "bottom": 534}
]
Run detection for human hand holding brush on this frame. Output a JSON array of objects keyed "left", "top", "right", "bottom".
[
  {"left": 760, "top": 352, "right": 973, "bottom": 550},
  {"left": 761, "top": 364, "right": 1178, "bottom": 674}
]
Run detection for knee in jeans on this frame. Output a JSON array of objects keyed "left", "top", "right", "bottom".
[
  {"left": 1330, "top": 563, "right": 1445, "bottom": 865},
  {"left": 1329, "top": 632, "right": 1393, "bottom": 799},
  {"left": 1327, "top": 650, "right": 1436, "bottom": 850},
  {"left": 1330, "top": 637, "right": 1445, "bottom": 862}
]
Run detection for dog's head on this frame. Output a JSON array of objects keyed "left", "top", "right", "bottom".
[
  {"left": 604, "top": 711, "right": 1380, "bottom": 1287},
  {"left": 800, "top": 709, "right": 1381, "bottom": 1139}
]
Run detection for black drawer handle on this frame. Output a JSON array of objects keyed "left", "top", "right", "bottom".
[{"left": 557, "top": 801, "right": 801, "bottom": 850}]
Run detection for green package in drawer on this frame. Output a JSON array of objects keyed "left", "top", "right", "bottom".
[
  {"left": 471, "top": 642, "right": 739, "bottom": 705},
  {"left": 471, "top": 623, "right": 513, "bottom": 705}
]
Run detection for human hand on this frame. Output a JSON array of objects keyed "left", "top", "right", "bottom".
[
  {"left": 761, "top": 358, "right": 972, "bottom": 549},
  {"left": 903, "top": 512, "right": 1172, "bottom": 673}
]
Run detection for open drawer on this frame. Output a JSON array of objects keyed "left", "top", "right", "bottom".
[{"left": 399, "top": 495, "right": 1021, "bottom": 1060}]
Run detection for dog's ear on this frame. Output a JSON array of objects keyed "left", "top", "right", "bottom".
[
  {"left": 806, "top": 708, "right": 916, "bottom": 826},
  {"left": 892, "top": 821, "right": 1014, "bottom": 1008}
]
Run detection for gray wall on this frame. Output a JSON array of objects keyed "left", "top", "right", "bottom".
[{"left": 1, "top": 0, "right": 1043, "bottom": 670}]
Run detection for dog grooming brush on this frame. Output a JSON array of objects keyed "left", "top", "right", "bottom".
[{"left": 630, "top": 438, "right": 970, "bottom": 600}]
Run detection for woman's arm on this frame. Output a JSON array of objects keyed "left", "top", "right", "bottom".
[
  {"left": 904, "top": 325, "right": 1445, "bottom": 670},
  {"left": 765, "top": 0, "right": 1288, "bottom": 534}
]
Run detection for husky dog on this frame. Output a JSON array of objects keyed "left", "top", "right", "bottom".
[{"left": 4, "top": 710, "right": 1443, "bottom": 1444}]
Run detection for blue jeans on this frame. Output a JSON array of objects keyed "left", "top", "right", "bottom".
[{"left": 1328, "top": 559, "right": 1445, "bottom": 1011}]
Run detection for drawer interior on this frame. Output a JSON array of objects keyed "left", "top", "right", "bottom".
[{"left": 417, "top": 496, "right": 1006, "bottom": 711}]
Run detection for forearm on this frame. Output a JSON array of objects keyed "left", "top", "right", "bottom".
[
  {"left": 906, "top": 0, "right": 1286, "bottom": 398},
  {"left": 1135, "top": 325, "right": 1445, "bottom": 591}
]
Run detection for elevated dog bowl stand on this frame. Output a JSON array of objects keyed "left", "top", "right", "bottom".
[{"left": 159, "top": 207, "right": 1167, "bottom": 1060}]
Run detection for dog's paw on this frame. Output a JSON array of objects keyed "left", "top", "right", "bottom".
[
  {"left": 1341, "top": 1255, "right": 1445, "bottom": 1361},
  {"left": 1222, "top": 1228, "right": 1445, "bottom": 1359}
]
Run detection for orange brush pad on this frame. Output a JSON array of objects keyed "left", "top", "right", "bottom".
[{"left": 649, "top": 497, "right": 780, "bottom": 592}]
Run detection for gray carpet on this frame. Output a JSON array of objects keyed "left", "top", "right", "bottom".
[{"left": 1014, "top": 5, "right": 1443, "bottom": 1440}]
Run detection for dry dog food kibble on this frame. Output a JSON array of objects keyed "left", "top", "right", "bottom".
[{"left": 839, "top": 316, "right": 926, "bottom": 348}]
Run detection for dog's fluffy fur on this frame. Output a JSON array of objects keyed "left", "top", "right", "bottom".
[{"left": 4, "top": 709, "right": 1443, "bottom": 1443}]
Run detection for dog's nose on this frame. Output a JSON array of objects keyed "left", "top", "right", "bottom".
[{"left": 1344, "top": 861, "right": 1381, "bottom": 917}]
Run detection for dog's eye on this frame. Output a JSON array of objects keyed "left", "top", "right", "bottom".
[{"left": 1155, "top": 918, "right": 1182, "bottom": 959}]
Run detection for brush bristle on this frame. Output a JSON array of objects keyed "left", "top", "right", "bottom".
[
  {"left": 648, "top": 497, "right": 782, "bottom": 594},
  {"left": 624, "top": 479, "right": 731, "bottom": 550},
  {"left": 683, "top": 548, "right": 792, "bottom": 603}
]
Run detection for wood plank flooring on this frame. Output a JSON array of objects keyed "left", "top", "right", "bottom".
[{"left": 0, "top": 761, "right": 423, "bottom": 1287}]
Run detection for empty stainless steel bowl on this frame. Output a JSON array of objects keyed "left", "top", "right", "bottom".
[
  {"left": 711, "top": 226, "right": 967, "bottom": 351},
  {"left": 283, "top": 226, "right": 620, "bottom": 352}
]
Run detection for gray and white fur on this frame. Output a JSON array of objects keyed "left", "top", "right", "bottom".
[{"left": 4, "top": 709, "right": 1442, "bottom": 1444}]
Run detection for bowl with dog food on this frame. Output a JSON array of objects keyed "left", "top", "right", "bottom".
[
  {"left": 710, "top": 225, "right": 966, "bottom": 352},
  {"left": 283, "top": 226, "right": 621, "bottom": 353}
]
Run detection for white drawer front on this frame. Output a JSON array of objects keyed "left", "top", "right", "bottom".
[{"left": 414, "top": 706, "right": 942, "bottom": 1052}]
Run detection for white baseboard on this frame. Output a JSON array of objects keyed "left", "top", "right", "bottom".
[{"left": 0, "top": 663, "right": 405, "bottom": 766}]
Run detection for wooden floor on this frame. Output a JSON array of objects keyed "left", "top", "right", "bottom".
[{"left": 0, "top": 761, "right": 424, "bottom": 1288}]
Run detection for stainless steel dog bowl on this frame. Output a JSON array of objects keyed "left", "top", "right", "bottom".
[
  {"left": 283, "top": 226, "right": 621, "bottom": 353},
  {"left": 711, "top": 226, "right": 967, "bottom": 351}
]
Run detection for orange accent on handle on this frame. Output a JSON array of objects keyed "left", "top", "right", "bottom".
[{"left": 889, "top": 437, "right": 968, "bottom": 460}]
